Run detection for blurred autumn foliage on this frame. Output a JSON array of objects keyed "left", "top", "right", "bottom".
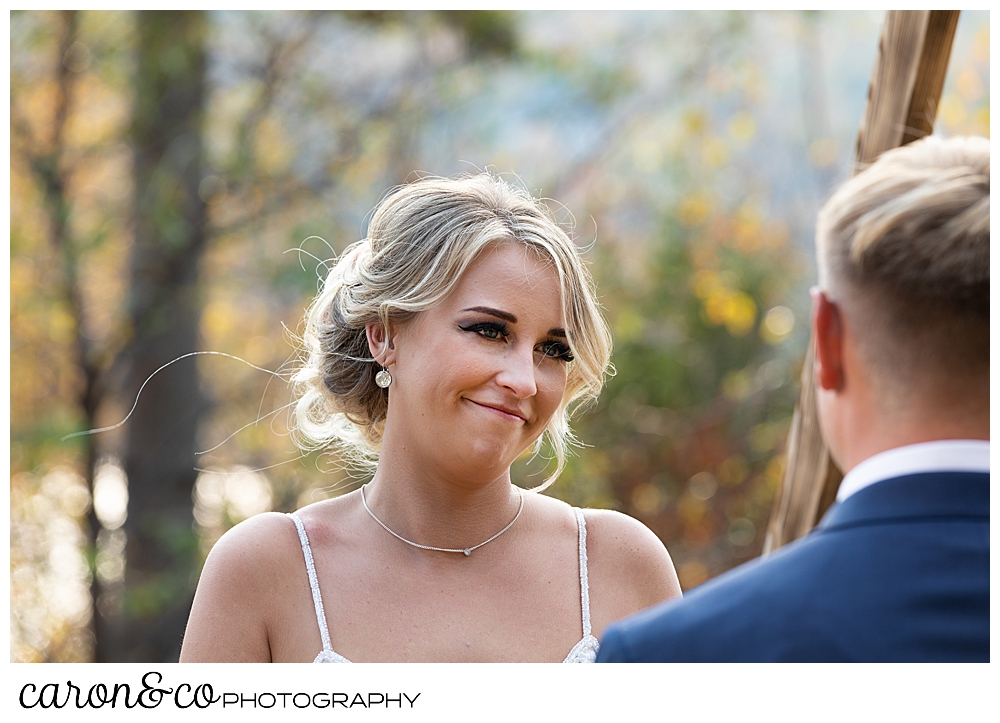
[{"left": 10, "top": 10, "right": 990, "bottom": 662}]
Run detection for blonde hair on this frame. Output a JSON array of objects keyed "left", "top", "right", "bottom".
[
  {"left": 816, "top": 135, "right": 989, "bottom": 397},
  {"left": 292, "top": 173, "right": 612, "bottom": 487}
]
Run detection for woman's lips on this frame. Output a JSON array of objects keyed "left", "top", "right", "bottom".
[{"left": 466, "top": 399, "right": 527, "bottom": 423}]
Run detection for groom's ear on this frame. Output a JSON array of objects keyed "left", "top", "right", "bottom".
[
  {"left": 365, "top": 320, "right": 398, "bottom": 367},
  {"left": 811, "top": 287, "right": 844, "bottom": 392}
]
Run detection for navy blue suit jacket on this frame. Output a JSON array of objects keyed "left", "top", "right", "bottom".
[{"left": 597, "top": 472, "right": 989, "bottom": 662}]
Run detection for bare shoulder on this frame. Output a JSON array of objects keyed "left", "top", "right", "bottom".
[
  {"left": 581, "top": 508, "right": 683, "bottom": 633},
  {"left": 202, "top": 511, "right": 303, "bottom": 588},
  {"left": 180, "top": 511, "right": 301, "bottom": 662}
]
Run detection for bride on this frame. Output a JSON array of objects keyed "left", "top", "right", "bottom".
[{"left": 180, "top": 173, "right": 682, "bottom": 662}]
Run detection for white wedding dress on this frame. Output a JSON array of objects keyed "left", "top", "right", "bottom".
[{"left": 289, "top": 506, "right": 600, "bottom": 663}]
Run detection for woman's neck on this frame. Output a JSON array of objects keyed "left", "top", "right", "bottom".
[{"left": 363, "top": 440, "right": 521, "bottom": 551}]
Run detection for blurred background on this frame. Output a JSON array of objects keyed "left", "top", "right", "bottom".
[{"left": 10, "top": 10, "right": 989, "bottom": 662}]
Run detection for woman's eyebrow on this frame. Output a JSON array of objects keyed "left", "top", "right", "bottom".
[
  {"left": 462, "top": 306, "right": 517, "bottom": 323},
  {"left": 462, "top": 306, "right": 567, "bottom": 338}
]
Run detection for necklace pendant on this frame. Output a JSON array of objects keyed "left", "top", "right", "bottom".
[{"left": 463, "top": 548, "right": 471, "bottom": 556}]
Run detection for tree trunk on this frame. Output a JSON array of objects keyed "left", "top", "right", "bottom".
[
  {"left": 117, "top": 10, "right": 209, "bottom": 662},
  {"left": 763, "top": 10, "right": 960, "bottom": 555}
]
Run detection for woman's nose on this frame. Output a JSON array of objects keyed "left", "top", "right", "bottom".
[{"left": 496, "top": 345, "right": 538, "bottom": 398}]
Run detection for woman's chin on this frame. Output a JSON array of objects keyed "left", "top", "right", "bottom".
[{"left": 446, "top": 439, "right": 521, "bottom": 483}]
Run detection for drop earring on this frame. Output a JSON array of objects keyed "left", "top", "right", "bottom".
[{"left": 375, "top": 367, "right": 392, "bottom": 388}]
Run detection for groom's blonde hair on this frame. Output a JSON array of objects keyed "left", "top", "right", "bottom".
[{"left": 815, "top": 135, "right": 989, "bottom": 408}]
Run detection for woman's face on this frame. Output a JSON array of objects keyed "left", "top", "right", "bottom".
[{"left": 382, "top": 242, "right": 571, "bottom": 482}]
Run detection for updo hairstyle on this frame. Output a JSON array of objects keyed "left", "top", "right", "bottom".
[{"left": 292, "top": 173, "right": 613, "bottom": 486}]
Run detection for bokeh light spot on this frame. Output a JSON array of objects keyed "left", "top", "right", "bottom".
[
  {"left": 688, "top": 471, "right": 718, "bottom": 501},
  {"left": 631, "top": 483, "right": 663, "bottom": 515},
  {"left": 808, "top": 137, "right": 837, "bottom": 167},
  {"left": 678, "top": 193, "right": 713, "bottom": 227},
  {"left": 761, "top": 305, "right": 795, "bottom": 344},
  {"left": 728, "top": 111, "right": 756, "bottom": 144},
  {"left": 939, "top": 94, "right": 967, "bottom": 127},
  {"left": 717, "top": 455, "right": 748, "bottom": 488},
  {"left": 94, "top": 459, "right": 128, "bottom": 530},
  {"left": 727, "top": 517, "right": 756, "bottom": 547}
]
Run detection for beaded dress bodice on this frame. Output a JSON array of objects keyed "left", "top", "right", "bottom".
[{"left": 288, "top": 507, "right": 599, "bottom": 663}]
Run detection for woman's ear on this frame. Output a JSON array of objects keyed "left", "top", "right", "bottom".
[{"left": 365, "top": 321, "right": 397, "bottom": 367}]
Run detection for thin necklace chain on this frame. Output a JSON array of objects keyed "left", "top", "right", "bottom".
[{"left": 360, "top": 484, "right": 524, "bottom": 557}]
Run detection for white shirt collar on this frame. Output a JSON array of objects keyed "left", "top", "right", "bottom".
[{"left": 836, "top": 440, "right": 990, "bottom": 503}]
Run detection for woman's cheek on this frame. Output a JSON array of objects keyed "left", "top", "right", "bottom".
[{"left": 536, "top": 370, "right": 567, "bottom": 418}]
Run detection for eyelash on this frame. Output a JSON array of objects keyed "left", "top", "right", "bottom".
[{"left": 459, "top": 321, "right": 574, "bottom": 362}]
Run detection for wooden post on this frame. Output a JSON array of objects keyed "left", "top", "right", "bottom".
[{"left": 763, "top": 10, "right": 959, "bottom": 555}]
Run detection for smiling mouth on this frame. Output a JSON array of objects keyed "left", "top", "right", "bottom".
[{"left": 466, "top": 399, "right": 527, "bottom": 423}]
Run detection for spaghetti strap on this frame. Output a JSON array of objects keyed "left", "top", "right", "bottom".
[
  {"left": 288, "top": 508, "right": 596, "bottom": 663},
  {"left": 562, "top": 508, "right": 600, "bottom": 662},
  {"left": 288, "top": 513, "right": 350, "bottom": 662},
  {"left": 575, "top": 507, "right": 593, "bottom": 638}
]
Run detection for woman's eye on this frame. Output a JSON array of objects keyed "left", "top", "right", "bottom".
[
  {"left": 539, "top": 340, "right": 574, "bottom": 362},
  {"left": 460, "top": 321, "right": 508, "bottom": 340}
]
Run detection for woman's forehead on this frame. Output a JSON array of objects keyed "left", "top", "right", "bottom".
[
  {"left": 456, "top": 245, "right": 559, "bottom": 300},
  {"left": 465, "top": 243, "right": 556, "bottom": 283},
  {"left": 410, "top": 244, "right": 569, "bottom": 332}
]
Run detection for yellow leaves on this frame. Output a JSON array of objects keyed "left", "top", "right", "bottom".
[
  {"left": 200, "top": 298, "right": 236, "bottom": 341},
  {"left": 686, "top": 202, "right": 787, "bottom": 258},
  {"left": 702, "top": 135, "right": 728, "bottom": 167},
  {"left": 974, "top": 107, "right": 989, "bottom": 137},
  {"left": 21, "top": 78, "right": 61, "bottom": 144},
  {"left": 733, "top": 204, "right": 762, "bottom": 254},
  {"left": 728, "top": 110, "right": 756, "bottom": 145},
  {"left": 693, "top": 268, "right": 757, "bottom": 337},
  {"left": 683, "top": 109, "right": 708, "bottom": 136},
  {"left": 939, "top": 93, "right": 966, "bottom": 128},
  {"left": 717, "top": 455, "right": 748, "bottom": 488},
  {"left": 49, "top": 306, "right": 77, "bottom": 345},
  {"left": 760, "top": 305, "right": 795, "bottom": 344},
  {"left": 721, "top": 368, "right": 752, "bottom": 401},
  {"left": 677, "top": 492, "right": 706, "bottom": 524},
  {"left": 692, "top": 268, "right": 722, "bottom": 299},
  {"left": 711, "top": 291, "right": 757, "bottom": 336},
  {"left": 939, "top": 61, "right": 989, "bottom": 137},
  {"left": 972, "top": 27, "right": 989, "bottom": 63},
  {"left": 631, "top": 482, "right": 663, "bottom": 514},
  {"left": 677, "top": 193, "right": 712, "bottom": 227},
  {"left": 64, "top": 73, "right": 131, "bottom": 148},
  {"left": 955, "top": 68, "right": 984, "bottom": 102}
]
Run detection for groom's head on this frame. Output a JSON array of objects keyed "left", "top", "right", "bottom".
[{"left": 811, "top": 136, "right": 989, "bottom": 470}]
